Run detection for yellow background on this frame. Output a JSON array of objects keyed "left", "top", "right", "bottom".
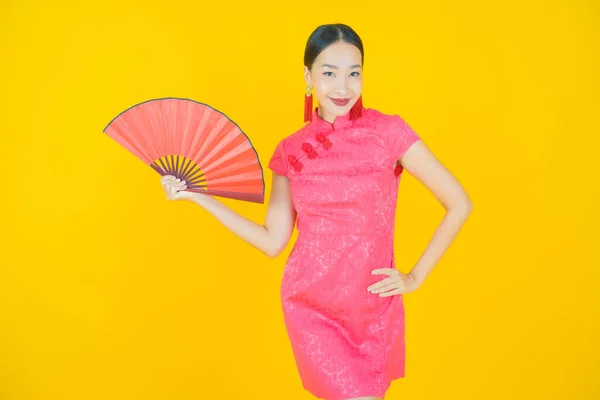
[{"left": 1, "top": 0, "right": 598, "bottom": 399}]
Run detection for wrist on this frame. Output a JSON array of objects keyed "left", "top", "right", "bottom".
[{"left": 187, "top": 191, "right": 214, "bottom": 206}]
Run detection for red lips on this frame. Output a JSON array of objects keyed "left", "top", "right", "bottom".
[{"left": 329, "top": 97, "right": 351, "bottom": 106}]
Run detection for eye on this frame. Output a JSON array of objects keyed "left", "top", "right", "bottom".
[
  {"left": 323, "top": 72, "right": 334, "bottom": 77},
  {"left": 350, "top": 72, "right": 361, "bottom": 77}
]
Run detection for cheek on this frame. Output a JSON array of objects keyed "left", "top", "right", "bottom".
[
  {"left": 314, "top": 80, "right": 333, "bottom": 101},
  {"left": 351, "top": 78, "right": 363, "bottom": 92},
  {"left": 314, "top": 78, "right": 332, "bottom": 94}
]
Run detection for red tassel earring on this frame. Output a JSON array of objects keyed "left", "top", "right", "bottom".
[
  {"left": 304, "top": 85, "right": 313, "bottom": 123},
  {"left": 349, "top": 95, "right": 363, "bottom": 120}
]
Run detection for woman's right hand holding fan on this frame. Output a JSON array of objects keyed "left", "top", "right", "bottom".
[{"left": 161, "top": 175, "right": 191, "bottom": 201}]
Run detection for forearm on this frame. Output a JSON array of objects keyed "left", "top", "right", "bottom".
[
  {"left": 409, "top": 203, "right": 473, "bottom": 285},
  {"left": 186, "top": 192, "right": 274, "bottom": 257}
]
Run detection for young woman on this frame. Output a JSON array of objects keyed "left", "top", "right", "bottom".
[{"left": 161, "top": 24, "right": 472, "bottom": 400}]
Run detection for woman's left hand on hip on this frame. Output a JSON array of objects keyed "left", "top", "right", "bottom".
[{"left": 367, "top": 268, "right": 420, "bottom": 296}]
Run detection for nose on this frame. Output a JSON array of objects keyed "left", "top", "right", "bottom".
[{"left": 336, "top": 76, "right": 350, "bottom": 95}]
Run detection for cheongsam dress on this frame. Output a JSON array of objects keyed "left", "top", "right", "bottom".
[{"left": 267, "top": 104, "right": 421, "bottom": 399}]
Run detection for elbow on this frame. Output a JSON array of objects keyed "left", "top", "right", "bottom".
[
  {"left": 265, "top": 244, "right": 284, "bottom": 259},
  {"left": 447, "top": 198, "right": 473, "bottom": 217},
  {"left": 464, "top": 198, "right": 473, "bottom": 214},
  {"left": 265, "top": 249, "right": 278, "bottom": 259},
  {"left": 456, "top": 198, "right": 473, "bottom": 217}
]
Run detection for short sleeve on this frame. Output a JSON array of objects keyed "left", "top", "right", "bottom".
[
  {"left": 387, "top": 115, "right": 421, "bottom": 161},
  {"left": 267, "top": 138, "right": 289, "bottom": 177}
]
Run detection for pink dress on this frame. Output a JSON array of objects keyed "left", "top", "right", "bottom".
[{"left": 267, "top": 104, "right": 421, "bottom": 399}]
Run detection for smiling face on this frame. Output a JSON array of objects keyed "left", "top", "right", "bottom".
[{"left": 304, "top": 40, "right": 363, "bottom": 123}]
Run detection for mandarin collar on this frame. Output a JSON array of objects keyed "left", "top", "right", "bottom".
[{"left": 308, "top": 105, "right": 363, "bottom": 131}]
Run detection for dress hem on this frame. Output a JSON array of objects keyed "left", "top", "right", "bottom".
[{"left": 302, "top": 373, "right": 405, "bottom": 400}]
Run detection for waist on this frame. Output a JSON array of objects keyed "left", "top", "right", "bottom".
[{"left": 296, "top": 220, "right": 390, "bottom": 237}]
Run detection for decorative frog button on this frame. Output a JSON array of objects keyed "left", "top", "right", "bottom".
[
  {"left": 315, "top": 132, "right": 332, "bottom": 150},
  {"left": 287, "top": 154, "right": 303, "bottom": 172},
  {"left": 286, "top": 131, "right": 334, "bottom": 174},
  {"left": 301, "top": 142, "right": 318, "bottom": 159}
]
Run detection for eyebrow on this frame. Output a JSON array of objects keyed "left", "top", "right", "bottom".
[{"left": 321, "top": 64, "right": 362, "bottom": 69}]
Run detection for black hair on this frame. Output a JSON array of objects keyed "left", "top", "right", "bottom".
[{"left": 304, "top": 24, "right": 364, "bottom": 70}]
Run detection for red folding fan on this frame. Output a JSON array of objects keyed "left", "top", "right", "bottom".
[{"left": 103, "top": 97, "right": 265, "bottom": 204}]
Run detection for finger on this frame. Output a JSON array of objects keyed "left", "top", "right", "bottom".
[
  {"left": 174, "top": 184, "right": 188, "bottom": 198},
  {"left": 370, "top": 280, "right": 401, "bottom": 294},
  {"left": 378, "top": 281, "right": 404, "bottom": 293},
  {"left": 166, "top": 181, "right": 185, "bottom": 189},
  {"left": 378, "top": 288, "right": 403, "bottom": 297},
  {"left": 177, "top": 188, "right": 188, "bottom": 199},
  {"left": 162, "top": 178, "right": 176, "bottom": 188},
  {"left": 367, "top": 277, "right": 393, "bottom": 291},
  {"left": 371, "top": 268, "right": 397, "bottom": 276}
]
